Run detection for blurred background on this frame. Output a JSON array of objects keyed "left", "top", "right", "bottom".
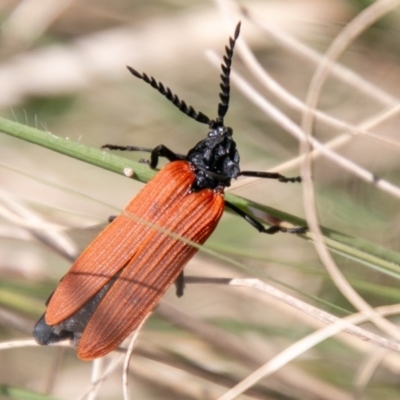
[{"left": 0, "top": 0, "right": 400, "bottom": 399}]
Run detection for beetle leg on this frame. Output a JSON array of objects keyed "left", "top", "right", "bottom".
[
  {"left": 239, "top": 170, "right": 301, "bottom": 183},
  {"left": 101, "top": 144, "right": 186, "bottom": 169},
  {"left": 149, "top": 145, "right": 185, "bottom": 168},
  {"left": 225, "top": 201, "right": 307, "bottom": 234},
  {"left": 174, "top": 271, "right": 185, "bottom": 298}
]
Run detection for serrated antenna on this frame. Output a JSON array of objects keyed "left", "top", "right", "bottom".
[
  {"left": 216, "top": 22, "right": 241, "bottom": 124},
  {"left": 126, "top": 66, "right": 211, "bottom": 125}
]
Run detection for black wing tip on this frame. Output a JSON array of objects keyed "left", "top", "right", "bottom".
[{"left": 33, "top": 314, "right": 73, "bottom": 345}]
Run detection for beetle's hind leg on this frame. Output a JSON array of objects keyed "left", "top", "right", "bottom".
[{"left": 174, "top": 271, "right": 185, "bottom": 297}]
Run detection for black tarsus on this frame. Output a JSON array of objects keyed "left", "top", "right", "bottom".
[
  {"left": 216, "top": 22, "right": 241, "bottom": 124},
  {"left": 102, "top": 145, "right": 154, "bottom": 153},
  {"left": 102, "top": 143, "right": 185, "bottom": 169},
  {"left": 239, "top": 170, "right": 301, "bottom": 183},
  {"left": 127, "top": 66, "right": 211, "bottom": 125}
]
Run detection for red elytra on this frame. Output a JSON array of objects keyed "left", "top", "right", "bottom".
[{"left": 45, "top": 161, "right": 224, "bottom": 360}]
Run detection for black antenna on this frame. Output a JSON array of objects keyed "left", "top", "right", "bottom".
[
  {"left": 216, "top": 22, "right": 241, "bottom": 124},
  {"left": 126, "top": 66, "right": 211, "bottom": 125},
  {"left": 127, "top": 22, "right": 241, "bottom": 129}
]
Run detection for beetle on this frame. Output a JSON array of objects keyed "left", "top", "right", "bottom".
[{"left": 33, "top": 22, "right": 305, "bottom": 360}]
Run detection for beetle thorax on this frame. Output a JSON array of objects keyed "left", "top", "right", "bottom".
[{"left": 186, "top": 125, "right": 240, "bottom": 191}]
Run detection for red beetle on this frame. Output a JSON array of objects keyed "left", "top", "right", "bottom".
[{"left": 33, "top": 22, "right": 304, "bottom": 360}]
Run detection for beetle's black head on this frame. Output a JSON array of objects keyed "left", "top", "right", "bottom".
[
  {"left": 186, "top": 122, "right": 239, "bottom": 191},
  {"left": 126, "top": 22, "right": 241, "bottom": 191}
]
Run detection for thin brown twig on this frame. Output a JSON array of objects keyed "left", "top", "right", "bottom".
[{"left": 300, "top": 0, "right": 400, "bottom": 341}]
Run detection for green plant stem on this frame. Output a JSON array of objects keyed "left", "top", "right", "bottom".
[{"left": 1, "top": 116, "right": 399, "bottom": 280}]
